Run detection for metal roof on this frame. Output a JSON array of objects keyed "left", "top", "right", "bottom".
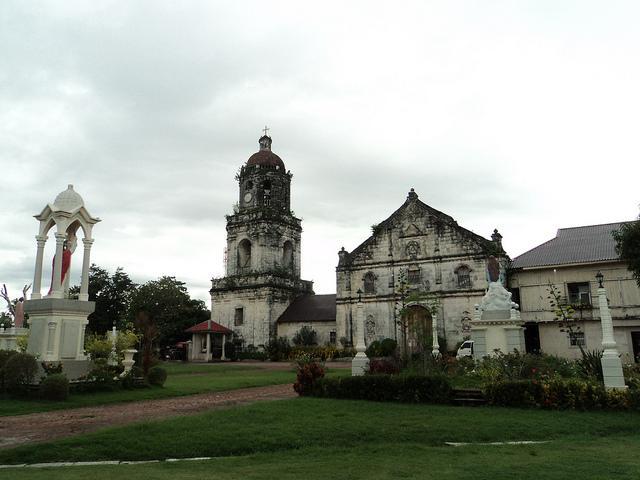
[
  {"left": 277, "top": 294, "right": 337, "bottom": 324},
  {"left": 512, "top": 222, "right": 627, "bottom": 269}
]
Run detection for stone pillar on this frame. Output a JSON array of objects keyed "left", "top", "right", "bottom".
[
  {"left": 206, "top": 333, "right": 211, "bottom": 362},
  {"left": 431, "top": 312, "right": 440, "bottom": 357},
  {"left": 351, "top": 300, "right": 369, "bottom": 376},
  {"left": 50, "top": 233, "right": 66, "bottom": 299},
  {"left": 32, "top": 235, "right": 48, "bottom": 299},
  {"left": 79, "top": 238, "right": 94, "bottom": 301},
  {"left": 597, "top": 286, "right": 626, "bottom": 390},
  {"left": 221, "top": 334, "right": 227, "bottom": 360}
]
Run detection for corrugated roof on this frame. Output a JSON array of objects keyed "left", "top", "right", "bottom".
[
  {"left": 185, "top": 320, "right": 233, "bottom": 335},
  {"left": 277, "top": 294, "right": 336, "bottom": 324},
  {"left": 512, "top": 222, "right": 627, "bottom": 269}
]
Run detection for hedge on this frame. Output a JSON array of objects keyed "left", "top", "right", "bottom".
[{"left": 310, "top": 374, "right": 453, "bottom": 404}]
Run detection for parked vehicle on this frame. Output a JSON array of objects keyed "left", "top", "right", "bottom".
[{"left": 456, "top": 340, "right": 474, "bottom": 359}]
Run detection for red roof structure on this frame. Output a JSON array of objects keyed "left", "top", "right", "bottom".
[{"left": 185, "top": 320, "right": 233, "bottom": 335}]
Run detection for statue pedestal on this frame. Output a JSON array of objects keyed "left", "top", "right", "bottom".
[
  {"left": 351, "top": 352, "right": 370, "bottom": 376},
  {"left": 471, "top": 282, "right": 525, "bottom": 359},
  {"left": 25, "top": 298, "right": 94, "bottom": 362}
]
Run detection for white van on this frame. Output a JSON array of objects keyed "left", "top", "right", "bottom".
[{"left": 456, "top": 340, "right": 474, "bottom": 359}]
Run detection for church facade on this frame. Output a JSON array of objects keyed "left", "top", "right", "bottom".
[
  {"left": 335, "top": 189, "right": 507, "bottom": 351},
  {"left": 209, "top": 134, "right": 313, "bottom": 348}
]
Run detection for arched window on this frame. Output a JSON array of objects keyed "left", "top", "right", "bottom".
[
  {"left": 283, "top": 241, "right": 294, "bottom": 270},
  {"left": 363, "top": 272, "right": 376, "bottom": 294},
  {"left": 456, "top": 265, "right": 471, "bottom": 288},
  {"left": 237, "top": 239, "right": 252, "bottom": 272}
]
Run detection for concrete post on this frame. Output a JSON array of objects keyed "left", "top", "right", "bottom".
[
  {"left": 221, "top": 334, "right": 226, "bottom": 360},
  {"left": 79, "top": 238, "right": 94, "bottom": 301},
  {"left": 32, "top": 235, "right": 48, "bottom": 299},
  {"left": 597, "top": 286, "right": 626, "bottom": 390},
  {"left": 431, "top": 312, "right": 440, "bottom": 357},
  {"left": 206, "top": 333, "right": 211, "bottom": 362}
]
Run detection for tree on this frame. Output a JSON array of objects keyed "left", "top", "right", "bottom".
[
  {"left": 70, "top": 265, "right": 137, "bottom": 334},
  {"left": 128, "top": 276, "right": 210, "bottom": 347},
  {"left": 612, "top": 218, "right": 640, "bottom": 287}
]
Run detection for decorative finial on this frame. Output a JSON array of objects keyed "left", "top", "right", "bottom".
[
  {"left": 407, "top": 188, "right": 418, "bottom": 201},
  {"left": 262, "top": 125, "right": 270, "bottom": 136}
]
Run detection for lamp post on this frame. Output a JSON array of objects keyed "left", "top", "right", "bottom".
[
  {"left": 595, "top": 271, "right": 626, "bottom": 390},
  {"left": 351, "top": 288, "right": 369, "bottom": 376}
]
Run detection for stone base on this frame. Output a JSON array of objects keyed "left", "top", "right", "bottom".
[
  {"left": 602, "top": 354, "right": 627, "bottom": 390},
  {"left": 0, "top": 327, "right": 28, "bottom": 351},
  {"left": 25, "top": 298, "right": 95, "bottom": 362},
  {"left": 351, "top": 353, "right": 369, "bottom": 376}
]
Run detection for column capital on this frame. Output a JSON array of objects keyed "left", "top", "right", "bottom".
[
  {"left": 82, "top": 238, "right": 95, "bottom": 247},
  {"left": 54, "top": 232, "right": 67, "bottom": 242},
  {"left": 35, "top": 234, "right": 48, "bottom": 243}
]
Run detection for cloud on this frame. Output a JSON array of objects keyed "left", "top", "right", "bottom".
[{"left": 1, "top": 1, "right": 639, "bottom": 304}]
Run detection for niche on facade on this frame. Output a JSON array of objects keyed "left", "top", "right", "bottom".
[
  {"left": 283, "top": 240, "right": 294, "bottom": 270},
  {"left": 262, "top": 180, "right": 272, "bottom": 206},
  {"left": 237, "top": 239, "right": 252, "bottom": 272}
]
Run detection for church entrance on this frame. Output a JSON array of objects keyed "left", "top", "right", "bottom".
[{"left": 403, "top": 305, "right": 433, "bottom": 355}]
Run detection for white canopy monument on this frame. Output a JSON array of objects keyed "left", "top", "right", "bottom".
[{"left": 25, "top": 185, "right": 100, "bottom": 366}]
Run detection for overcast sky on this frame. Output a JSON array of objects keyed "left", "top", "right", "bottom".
[{"left": 1, "top": 1, "right": 639, "bottom": 307}]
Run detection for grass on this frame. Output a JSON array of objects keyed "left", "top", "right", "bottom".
[
  {"left": 2, "top": 398, "right": 640, "bottom": 479},
  {"left": 0, "top": 362, "right": 350, "bottom": 417},
  {"left": 1, "top": 397, "right": 639, "bottom": 464}
]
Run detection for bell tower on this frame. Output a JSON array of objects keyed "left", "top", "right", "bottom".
[{"left": 210, "top": 132, "right": 313, "bottom": 348}]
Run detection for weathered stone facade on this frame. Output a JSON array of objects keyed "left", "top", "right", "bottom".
[
  {"left": 210, "top": 135, "right": 313, "bottom": 348},
  {"left": 336, "top": 189, "right": 506, "bottom": 351}
]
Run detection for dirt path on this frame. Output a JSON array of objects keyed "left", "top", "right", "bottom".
[{"left": 0, "top": 383, "right": 296, "bottom": 450}]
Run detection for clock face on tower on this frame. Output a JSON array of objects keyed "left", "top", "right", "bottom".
[{"left": 244, "top": 192, "right": 253, "bottom": 204}]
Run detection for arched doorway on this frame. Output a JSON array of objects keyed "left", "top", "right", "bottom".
[{"left": 403, "top": 305, "right": 432, "bottom": 354}]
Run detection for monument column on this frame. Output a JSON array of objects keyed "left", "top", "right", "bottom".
[
  {"left": 431, "top": 312, "right": 440, "bottom": 357},
  {"left": 50, "top": 233, "right": 66, "bottom": 298},
  {"left": 79, "top": 238, "right": 94, "bottom": 301},
  {"left": 351, "top": 289, "right": 369, "bottom": 376},
  {"left": 31, "top": 235, "right": 48, "bottom": 299},
  {"left": 596, "top": 272, "right": 626, "bottom": 390}
]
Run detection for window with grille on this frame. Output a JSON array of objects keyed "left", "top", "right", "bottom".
[
  {"left": 456, "top": 266, "right": 471, "bottom": 288},
  {"left": 407, "top": 266, "right": 421, "bottom": 284},
  {"left": 363, "top": 272, "right": 376, "bottom": 294},
  {"left": 569, "top": 331, "right": 586, "bottom": 347}
]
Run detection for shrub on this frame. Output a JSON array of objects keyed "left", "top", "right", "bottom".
[
  {"left": 577, "top": 350, "right": 604, "bottom": 382},
  {"left": 40, "top": 373, "right": 69, "bottom": 401},
  {"left": 224, "top": 342, "right": 237, "bottom": 361},
  {"left": 4, "top": 352, "right": 38, "bottom": 396},
  {"left": 147, "top": 366, "right": 167, "bottom": 386},
  {"left": 366, "top": 338, "right": 398, "bottom": 358},
  {"left": 77, "top": 359, "right": 121, "bottom": 392},
  {"left": 293, "top": 354, "right": 325, "bottom": 396},
  {"left": 265, "top": 336, "right": 291, "bottom": 361},
  {"left": 311, "top": 374, "right": 452, "bottom": 404},
  {"left": 289, "top": 345, "right": 340, "bottom": 361},
  {"left": 368, "top": 358, "right": 400, "bottom": 375},
  {"left": 85, "top": 335, "right": 114, "bottom": 361},
  {"left": 0, "top": 349, "right": 17, "bottom": 392},
  {"left": 292, "top": 326, "right": 318, "bottom": 347}
]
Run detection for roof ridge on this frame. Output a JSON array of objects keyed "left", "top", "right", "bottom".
[{"left": 558, "top": 221, "right": 629, "bottom": 232}]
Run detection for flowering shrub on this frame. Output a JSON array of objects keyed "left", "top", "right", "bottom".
[
  {"left": 288, "top": 345, "right": 347, "bottom": 361},
  {"left": 486, "top": 378, "right": 639, "bottom": 411},
  {"left": 368, "top": 358, "right": 400, "bottom": 375},
  {"left": 41, "top": 362, "right": 63, "bottom": 376},
  {"left": 293, "top": 353, "right": 325, "bottom": 396}
]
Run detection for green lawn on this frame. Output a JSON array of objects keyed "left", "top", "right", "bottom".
[
  {"left": 2, "top": 397, "right": 640, "bottom": 479},
  {"left": 0, "top": 362, "right": 349, "bottom": 417}
]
